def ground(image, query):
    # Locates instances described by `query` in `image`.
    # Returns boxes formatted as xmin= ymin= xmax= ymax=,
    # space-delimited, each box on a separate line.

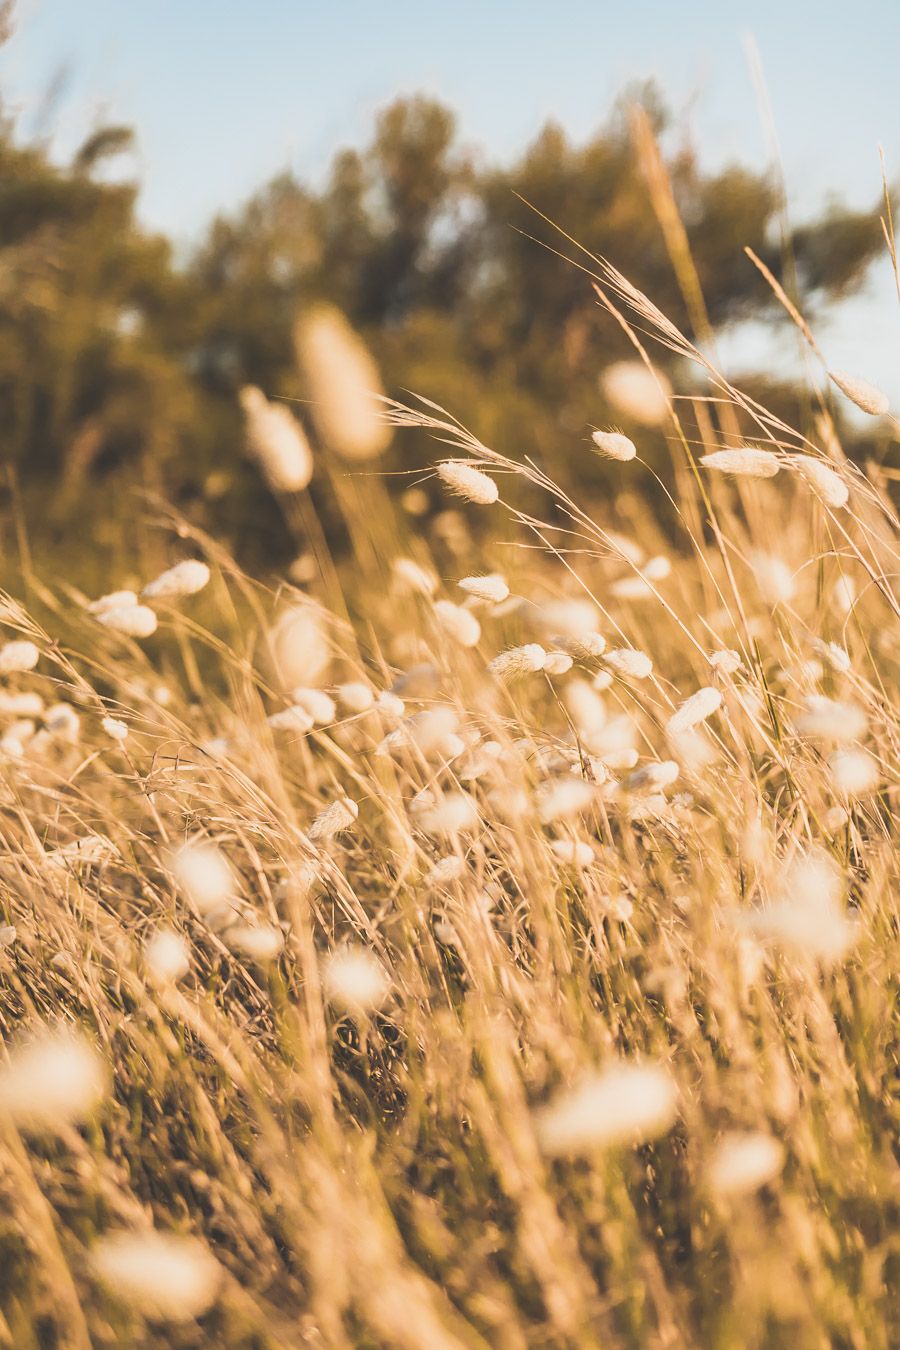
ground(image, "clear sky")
xmin=1 ymin=0 xmax=899 ymax=394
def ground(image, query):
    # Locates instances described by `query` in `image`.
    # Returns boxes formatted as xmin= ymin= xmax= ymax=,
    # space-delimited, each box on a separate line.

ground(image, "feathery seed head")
xmin=600 ymin=361 xmax=672 ymax=426
xmin=828 ymin=369 xmax=890 ymax=417
xmin=751 ymin=553 xmax=796 ymax=606
xmin=829 ymin=748 xmax=878 ymax=796
xmin=267 ymin=704 xmax=315 ymax=732
xmin=700 ymin=447 xmax=780 ymax=478
xmin=171 ymin=840 xmax=237 ymax=917
xmin=322 ymin=946 xmax=391 ymax=1014
xmin=604 ymin=648 xmax=653 ymax=680
xmin=87 ymin=589 xmax=138 ymax=616
xmin=542 ymin=651 xmax=573 ymax=675
xmin=144 ymin=928 xmax=191 ymax=985
xmin=796 ymin=696 xmax=867 ymax=742
xmin=294 ymin=305 xmax=390 ymax=460
xmin=666 ymin=686 xmax=722 ymax=738
xmin=416 ymin=791 xmax=479 ymax=837
xmin=550 ymin=838 xmax=595 ymax=868
xmin=709 ymin=648 xmax=742 ymax=676
xmin=91 ymin=1231 xmax=222 ymax=1323
xmin=392 ymin=557 xmax=438 ymax=596
xmin=290 ymin=687 xmax=337 ymax=725
xmin=226 ymin=923 xmax=284 ymax=961
xmin=268 ymin=602 xmax=330 ymax=690
xmin=240 ymin=384 xmax=314 ymax=491
xmin=308 ymin=796 xmax=358 ymax=842
xmin=434 ymin=599 xmax=481 ymax=648
xmin=488 ymin=643 xmax=547 ymax=682
xmin=787 ymin=454 xmax=848 ymax=509
xmin=142 ymin=559 xmax=210 ymax=601
xmin=0 ymin=639 xmax=40 ymax=673
xmin=707 ymin=1132 xmax=785 ymax=1198
xmin=0 ymin=1027 xmax=107 ymax=1130
xmin=98 ymin=604 xmax=158 ymax=638
xmin=534 ymin=1063 xmax=677 ymax=1156
xmin=335 ymin=681 xmax=374 ymax=713
xmin=590 ymin=429 xmax=637 ymax=461
xmin=458 ymin=573 xmax=509 ymax=603
xmin=436 ymin=460 xmax=498 ymax=505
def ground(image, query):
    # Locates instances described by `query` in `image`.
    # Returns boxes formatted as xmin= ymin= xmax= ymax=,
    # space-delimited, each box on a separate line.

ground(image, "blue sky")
xmin=1 ymin=0 xmax=899 ymax=394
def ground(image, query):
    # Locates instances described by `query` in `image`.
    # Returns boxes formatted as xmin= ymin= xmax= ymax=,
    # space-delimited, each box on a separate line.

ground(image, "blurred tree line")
xmin=0 ymin=84 xmax=889 ymax=583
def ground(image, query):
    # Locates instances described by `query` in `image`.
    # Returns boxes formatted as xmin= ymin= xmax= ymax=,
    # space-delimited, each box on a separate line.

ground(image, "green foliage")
xmin=0 ymin=88 xmax=889 ymax=583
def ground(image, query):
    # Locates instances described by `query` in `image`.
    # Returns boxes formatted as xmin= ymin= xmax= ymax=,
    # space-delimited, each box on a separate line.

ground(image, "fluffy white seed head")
xmin=796 ymin=696 xmax=867 ymax=742
xmin=812 ymin=638 xmax=851 ymax=674
xmin=706 ymin=1132 xmax=785 ymax=1198
xmin=322 ymin=946 xmax=390 ymax=1015
xmin=488 ymin=644 xmax=547 ymax=683
xmin=600 ymin=361 xmax=672 ymax=426
xmin=46 ymin=833 xmax=117 ymax=870
xmin=267 ymin=703 xmax=315 ymax=733
xmin=537 ymin=777 xmax=596 ymax=823
xmin=610 ymin=574 xmax=656 ymax=601
xmin=0 ymin=639 xmax=39 ymax=673
xmin=335 ymin=681 xmax=374 ymax=713
xmin=436 ymin=460 xmax=498 ymax=505
xmin=744 ymin=850 xmax=859 ymax=964
xmin=787 ymin=455 xmax=848 ymax=509
xmin=142 ymin=559 xmax=211 ymax=601
xmin=0 ymin=690 xmax=43 ymax=716
xmin=700 ymin=446 xmax=780 ymax=478
xmin=458 ymin=573 xmax=509 ymax=603
xmin=0 ymin=1027 xmax=107 ymax=1130
xmin=308 ymin=796 xmax=358 ymax=842
xmin=393 ymin=707 xmax=460 ymax=760
xmin=542 ymin=651 xmax=573 ymax=676
xmin=87 ymin=589 xmax=138 ymax=616
xmin=290 ymin=687 xmax=337 ymax=725
xmin=98 ymin=604 xmax=158 ymax=638
xmin=392 ymin=557 xmax=438 ymax=596
xmin=171 ymin=840 xmax=237 ymax=917
xmin=416 ymin=791 xmax=479 ymax=837
xmin=294 ymin=305 xmax=390 ymax=461
xmin=666 ymin=687 xmax=722 ymax=738
xmin=91 ymin=1231 xmax=222 ymax=1323
xmin=434 ymin=600 xmax=481 ymax=648
xmin=831 ymin=575 xmax=857 ymax=615
xmin=268 ymin=602 xmax=330 ymax=690
xmin=43 ymin=702 xmax=80 ymax=745
xmin=625 ymin=760 xmax=679 ymax=792
xmin=240 ymin=384 xmax=314 ymax=490
xmin=550 ymin=838 xmax=595 ymax=868
xmin=424 ymin=855 xmax=466 ymax=888
xmin=144 ymin=928 xmax=191 ymax=985
xmin=557 ymin=631 xmax=607 ymax=663
xmin=751 ymin=553 xmax=796 ymax=606
xmin=565 ymin=678 xmax=606 ymax=739
xmin=376 ymin=689 xmax=405 ymax=721
xmin=709 ymin=648 xmax=742 ymax=676
xmin=604 ymin=648 xmax=653 ymax=680
xmin=829 ymin=749 xmax=879 ymax=797
xmin=642 ymin=555 xmax=672 ymax=582
xmin=534 ymin=598 xmax=600 ymax=639
xmin=101 ymin=715 xmax=128 ymax=742
xmin=828 ymin=369 xmax=890 ymax=417
xmin=590 ymin=429 xmax=636 ymax=461
xmin=534 ymin=1063 xmax=678 ymax=1156
xmin=225 ymin=923 xmax=284 ymax=961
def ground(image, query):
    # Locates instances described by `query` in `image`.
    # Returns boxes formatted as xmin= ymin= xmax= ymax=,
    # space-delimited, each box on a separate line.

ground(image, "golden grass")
xmin=0 ymin=262 xmax=897 ymax=1349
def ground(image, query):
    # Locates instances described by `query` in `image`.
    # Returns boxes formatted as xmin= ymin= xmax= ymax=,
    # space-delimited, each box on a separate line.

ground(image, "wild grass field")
xmin=0 ymin=217 xmax=897 ymax=1350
